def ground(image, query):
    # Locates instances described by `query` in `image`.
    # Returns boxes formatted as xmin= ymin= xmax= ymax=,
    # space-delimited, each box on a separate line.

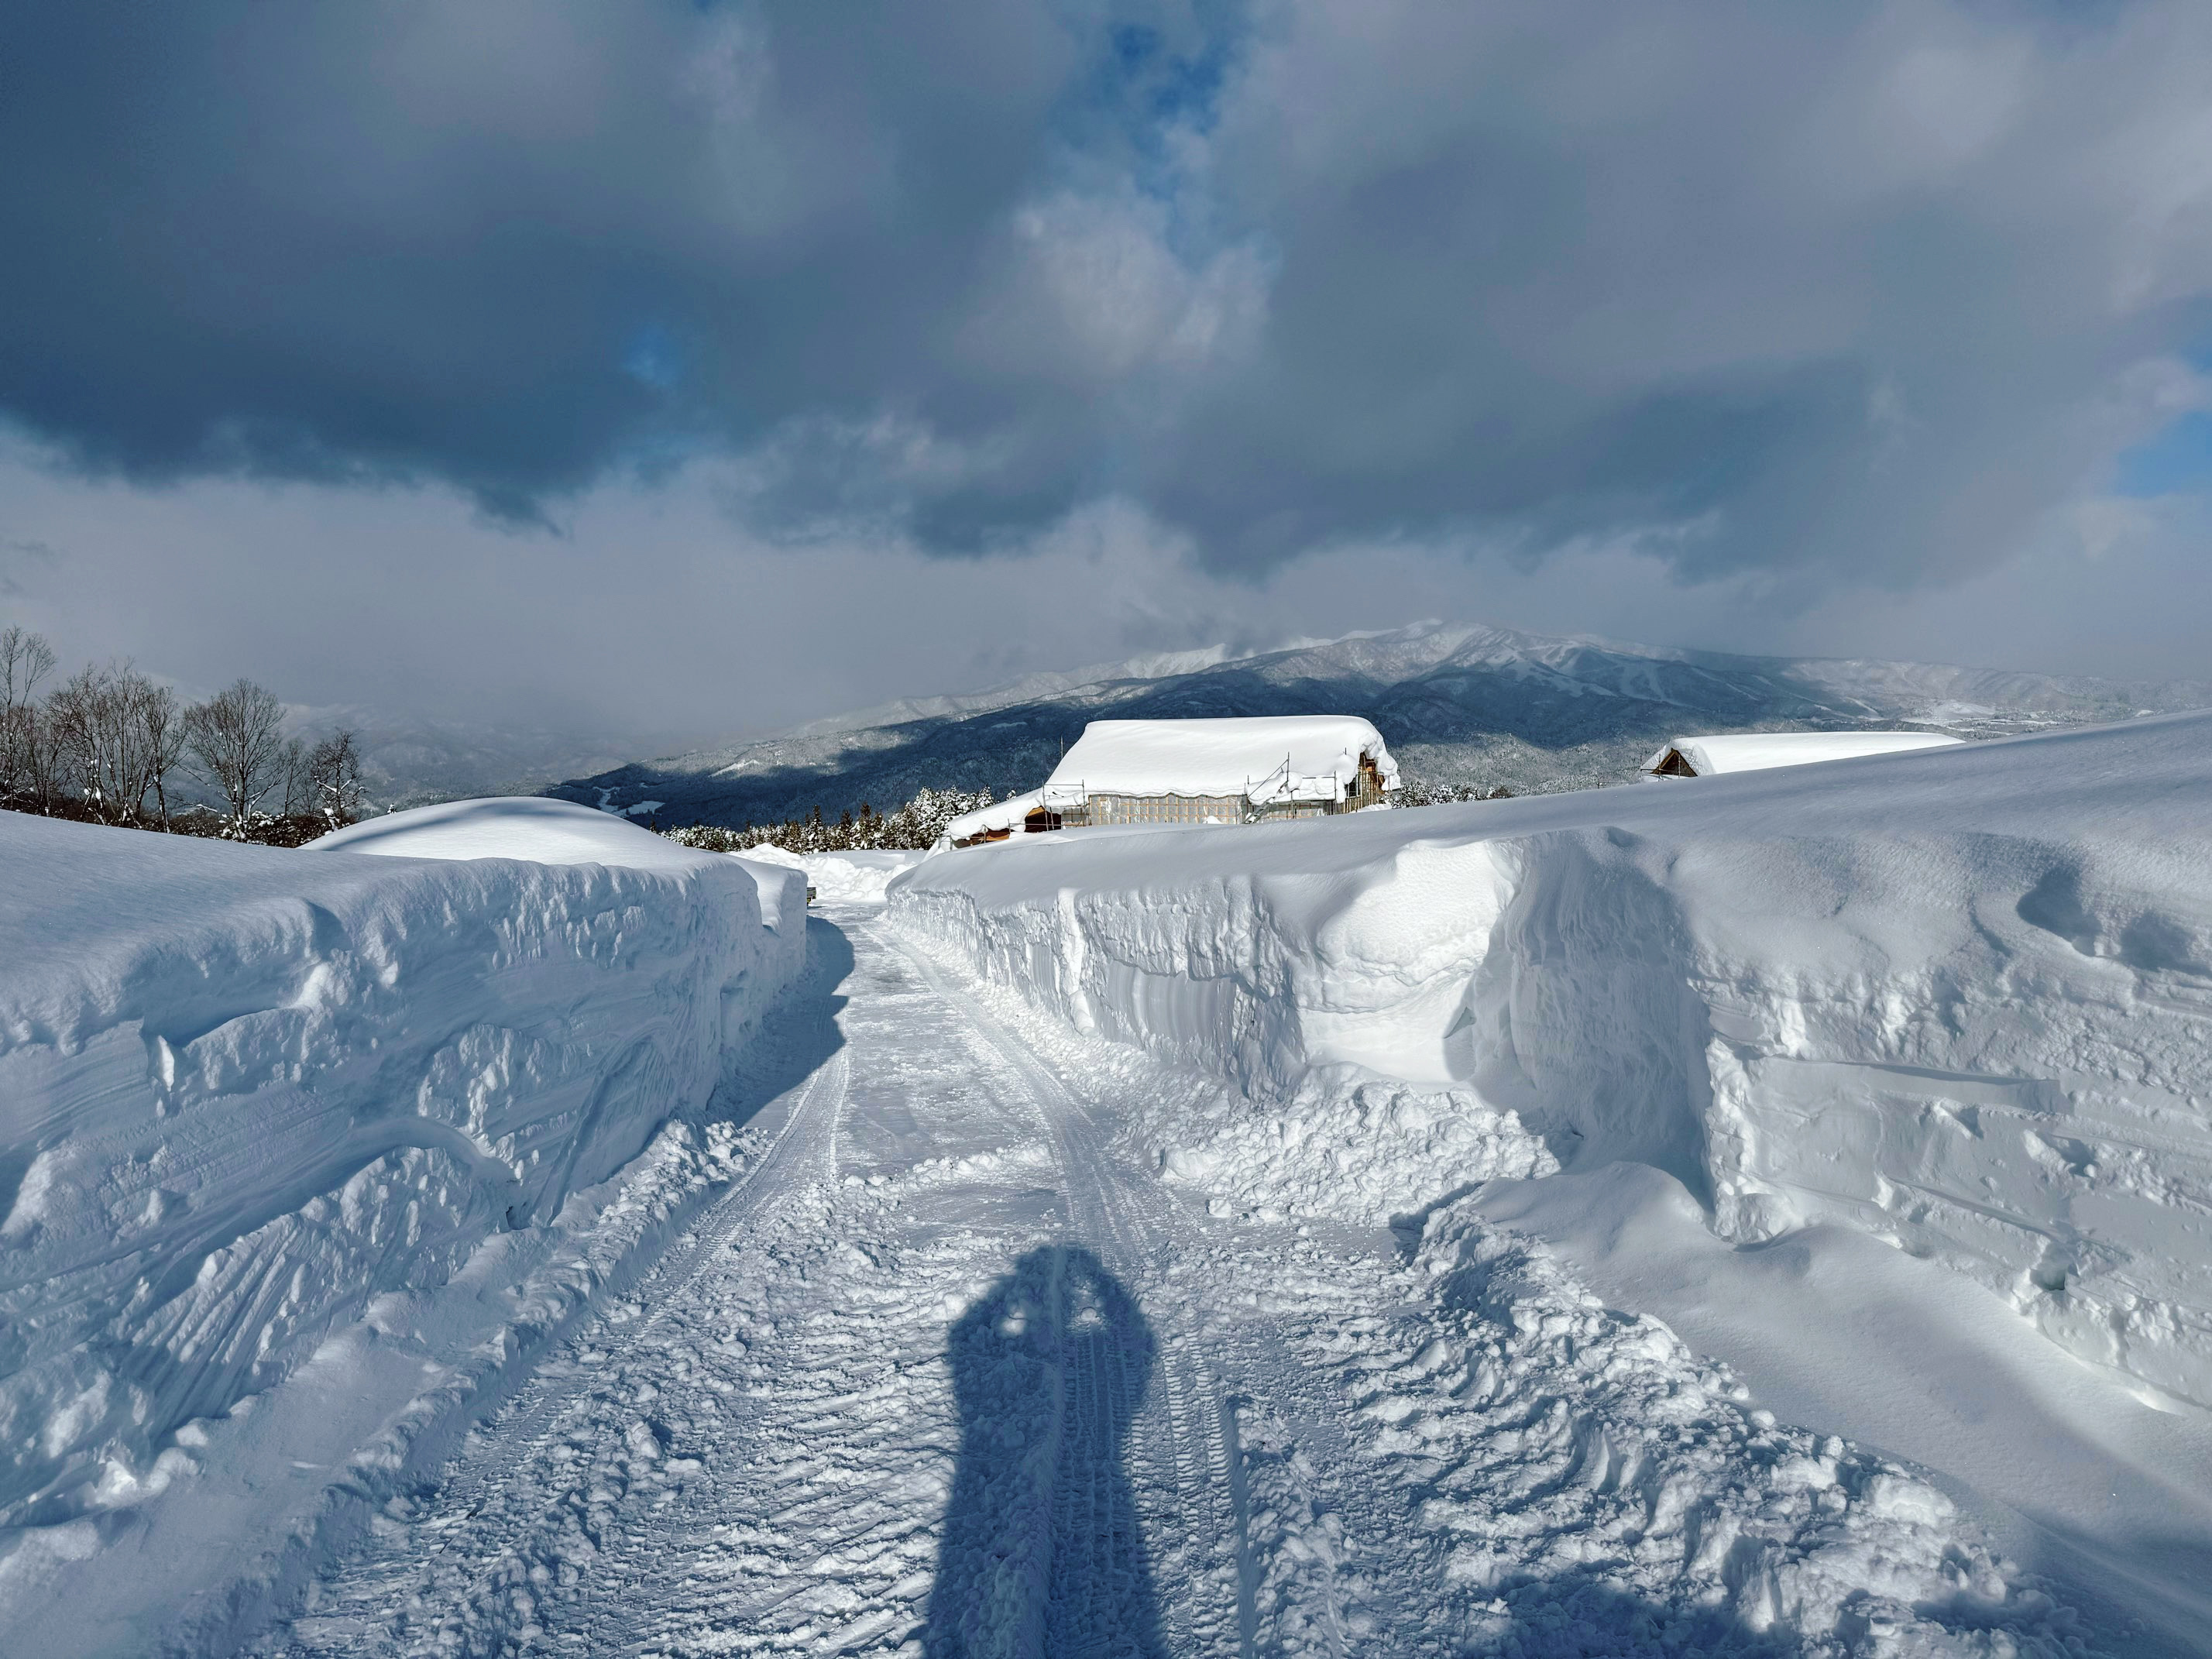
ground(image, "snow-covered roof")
xmin=943 ymin=788 xmax=1046 ymax=844
xmin=1045 ymin=716 xmax=1398 ymax=806
xmin=1643 ymin=731 xmax=1963 ymax=778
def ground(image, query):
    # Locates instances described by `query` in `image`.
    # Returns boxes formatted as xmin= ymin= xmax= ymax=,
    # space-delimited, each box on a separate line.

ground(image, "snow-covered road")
xmin=242 ymin=908 xmax=2091 ymax=1659
xmin=248 ymin=913 xmax=1345 ymax=1657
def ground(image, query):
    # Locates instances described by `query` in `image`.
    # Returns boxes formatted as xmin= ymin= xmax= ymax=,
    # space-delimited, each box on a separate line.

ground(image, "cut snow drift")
xmin=0 ymin=799 xmax=804 ymax=1652
xmin=891 ymin=713 xmax=2212 ymax=1411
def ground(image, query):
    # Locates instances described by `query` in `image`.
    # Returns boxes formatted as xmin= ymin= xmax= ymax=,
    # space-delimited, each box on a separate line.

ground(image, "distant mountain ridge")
xmin=279 ymin=704 xmax=672 ymax=809
xmin=547 ymin=621 xmax=2210 ymax=829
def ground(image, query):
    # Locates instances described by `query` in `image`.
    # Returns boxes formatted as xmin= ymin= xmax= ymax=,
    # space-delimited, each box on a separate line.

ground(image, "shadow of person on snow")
xmin=926 ymin=1245 xmax=1165 ymax=1659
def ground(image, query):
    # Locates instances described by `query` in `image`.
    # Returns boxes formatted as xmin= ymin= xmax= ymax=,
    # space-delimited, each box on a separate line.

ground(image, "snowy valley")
xmin=551 ymin=621 xmax=2212 ymax=832
xmin=3 ymin=712 xmax=2210 ymax=1656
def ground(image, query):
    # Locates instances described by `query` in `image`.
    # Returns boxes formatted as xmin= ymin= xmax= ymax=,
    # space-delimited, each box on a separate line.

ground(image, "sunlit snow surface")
xmin=310 ymin=794 xmax=723 ymax=871
xmin=8 ymin=718 xmax=2212 ymax=1655
xmin=893 ymin=710 xmax=2212 ymax=1651
xmin=0 ymin=799 xmax=804 ymax=1652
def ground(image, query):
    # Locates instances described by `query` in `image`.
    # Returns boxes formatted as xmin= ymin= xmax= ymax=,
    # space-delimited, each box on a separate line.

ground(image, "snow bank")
xmin=891 ymin=713 xmax=2212 ymax=1410
xmin=311 ymin=793 xmax=726 ymax=871
xmin=1644 ymin=730 xmax=1962 ymax=776
xmin=0 ymin=799 xmax=803 ymax=1647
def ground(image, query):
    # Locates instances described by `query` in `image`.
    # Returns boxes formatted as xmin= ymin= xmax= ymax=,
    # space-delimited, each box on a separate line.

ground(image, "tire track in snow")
xmin=249 ymin=1045 xmax=851 ymax=1657
xmin=579 ymin=922 xmax=1095 ymax=1657
xmin=252 ymin=915 xmax=1371 ymax=1658
xmin=447 ymin=1046 xmax=851 ymax=1530
xmin=874 ymin=922 xmax=1254 ymax=1659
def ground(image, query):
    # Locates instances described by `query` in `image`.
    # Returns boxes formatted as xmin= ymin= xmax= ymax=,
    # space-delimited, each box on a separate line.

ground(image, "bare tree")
xmin=0 ymin=625 xmax=57 ymax=801
xmin=276 ymin=737 xmax=311 ymax=818
xmin=21 ymin=698 xmax=67 ymax=810
xmin=45 ymin=662 xmax=180 ymax=823
xmin=308 ymin=728 xmax=366 ymax=827
xmin=137 ymin=678 xmax=186 ymax=824
xmin=45 ymin=665 xmax=112 ymax=817
xmin=184 ymin=678 xmax=288 ymax=831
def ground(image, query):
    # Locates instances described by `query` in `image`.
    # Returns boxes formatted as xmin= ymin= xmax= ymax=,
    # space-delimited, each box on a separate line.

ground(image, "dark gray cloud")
xmin=0 ymin=1 xmax=1075 ymax=513
xmin=3 ymin=0 xmax=2210 ymax=596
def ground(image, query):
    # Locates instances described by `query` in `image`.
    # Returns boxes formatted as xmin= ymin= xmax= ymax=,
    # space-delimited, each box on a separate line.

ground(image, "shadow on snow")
xmin=709 ymin=913 xmax=853 ymax=1136
xmin=926 ymin=1245 xmax=1165 ymax=1659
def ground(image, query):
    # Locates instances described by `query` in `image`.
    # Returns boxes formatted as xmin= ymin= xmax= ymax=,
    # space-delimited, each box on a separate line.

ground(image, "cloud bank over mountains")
xmin=2 ymin=1 xmax=2210 ymax=718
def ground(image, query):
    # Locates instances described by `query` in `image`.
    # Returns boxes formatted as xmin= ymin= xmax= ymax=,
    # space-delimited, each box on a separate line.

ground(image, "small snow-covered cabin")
xmin=1641 ymin=731 xmax=1963 ymax=779
xmin=945 ymin=716 xmax=1397 ymax=847
xmin=939 ymin=787 xmax=1051 ymax=847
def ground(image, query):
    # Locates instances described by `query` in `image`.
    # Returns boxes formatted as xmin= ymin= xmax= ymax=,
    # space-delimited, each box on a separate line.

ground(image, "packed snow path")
xmin=245 ymin=912 xmax=2087 ymax=1659
xmin=250 ymin=914 xmax=1345 ymax=1657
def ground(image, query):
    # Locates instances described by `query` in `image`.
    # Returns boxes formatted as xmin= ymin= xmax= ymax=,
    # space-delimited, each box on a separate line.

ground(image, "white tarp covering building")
xmin=946 ymin=716 xmax=1398 ymax=846
xmin=1643 ymin=730 xmax=1963 ymax=779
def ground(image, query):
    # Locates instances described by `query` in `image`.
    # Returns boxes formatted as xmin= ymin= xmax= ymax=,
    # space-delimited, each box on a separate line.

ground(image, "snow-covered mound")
xmin=891 ymin=712 xmax=2212 ymax=1410
xmin=0 ymin=802 xmax=804 ymax=1648
xmin=736 ymin=843 xmax=922 ymax=904
xmin=310 ymin=793 xmax=717 ymax=870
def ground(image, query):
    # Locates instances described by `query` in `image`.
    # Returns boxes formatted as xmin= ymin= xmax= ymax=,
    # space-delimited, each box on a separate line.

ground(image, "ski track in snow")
xmin=243 ymin=910 xmax=2082 ymax=1659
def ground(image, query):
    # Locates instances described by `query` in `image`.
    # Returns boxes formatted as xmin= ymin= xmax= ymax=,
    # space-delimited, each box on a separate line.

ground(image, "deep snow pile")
xmin=889 ymin=919 xmax=2095 ymax=1657
xmin=0 ymin=799 xmax=802 ymax=1648
xmin=889 ymin=712 xmax=2212 ymax=1413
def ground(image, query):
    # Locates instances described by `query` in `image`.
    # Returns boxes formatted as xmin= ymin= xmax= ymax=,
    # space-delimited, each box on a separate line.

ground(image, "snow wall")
xmin=0 ymin=802 xmax=803 ymax=1645
xmin=891 ymin=712 xmax=2212 ymax=1410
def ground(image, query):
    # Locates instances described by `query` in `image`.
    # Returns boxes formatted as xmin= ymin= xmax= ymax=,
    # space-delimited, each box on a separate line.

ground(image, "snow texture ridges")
xmin=890 ymin=711 xmax=2212 ymax=1410
xmin=0 ymin=804 xmax=803 ymax=1650
xmin=1346 ymin=1199 xmax=2085 ymax=1656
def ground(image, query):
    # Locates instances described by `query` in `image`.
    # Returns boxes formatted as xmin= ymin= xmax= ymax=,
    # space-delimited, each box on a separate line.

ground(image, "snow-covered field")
xmin=9 ymin=717 xmax=2212 ymax=1656
xmin=891 ymin=711 xmax=2212 ymax=1650
xmin=0 ymin=801 xmax=804 ymax=1654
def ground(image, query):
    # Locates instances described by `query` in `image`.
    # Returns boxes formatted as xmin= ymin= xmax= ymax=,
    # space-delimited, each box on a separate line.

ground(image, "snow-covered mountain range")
xmin=551 ymin=620 xmax=2211 ymax=827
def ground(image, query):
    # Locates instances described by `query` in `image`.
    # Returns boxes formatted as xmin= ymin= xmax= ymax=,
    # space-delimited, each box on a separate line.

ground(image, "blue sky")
xmin=2118 ymin=412 xmax=2212 ymax=497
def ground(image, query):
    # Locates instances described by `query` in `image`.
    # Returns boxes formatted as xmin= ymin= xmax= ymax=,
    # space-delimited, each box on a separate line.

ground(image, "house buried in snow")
xmin=944 ymin=716 xmax=1398 ymax=847
xmin=1641 ymin=730 xmax=1963 ymax=779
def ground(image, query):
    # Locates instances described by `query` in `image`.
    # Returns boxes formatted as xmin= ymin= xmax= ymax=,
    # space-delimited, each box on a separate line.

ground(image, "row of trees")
xmin=662 ymin=786 xmax=1001 ymax=854
xmin=657 ymin=777 xmax=1522 ymax=857
xmin=1 ymin=627 xmax=366 ymax=841
xmin=1393 ymin=778 xmax=1513 ymax=807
